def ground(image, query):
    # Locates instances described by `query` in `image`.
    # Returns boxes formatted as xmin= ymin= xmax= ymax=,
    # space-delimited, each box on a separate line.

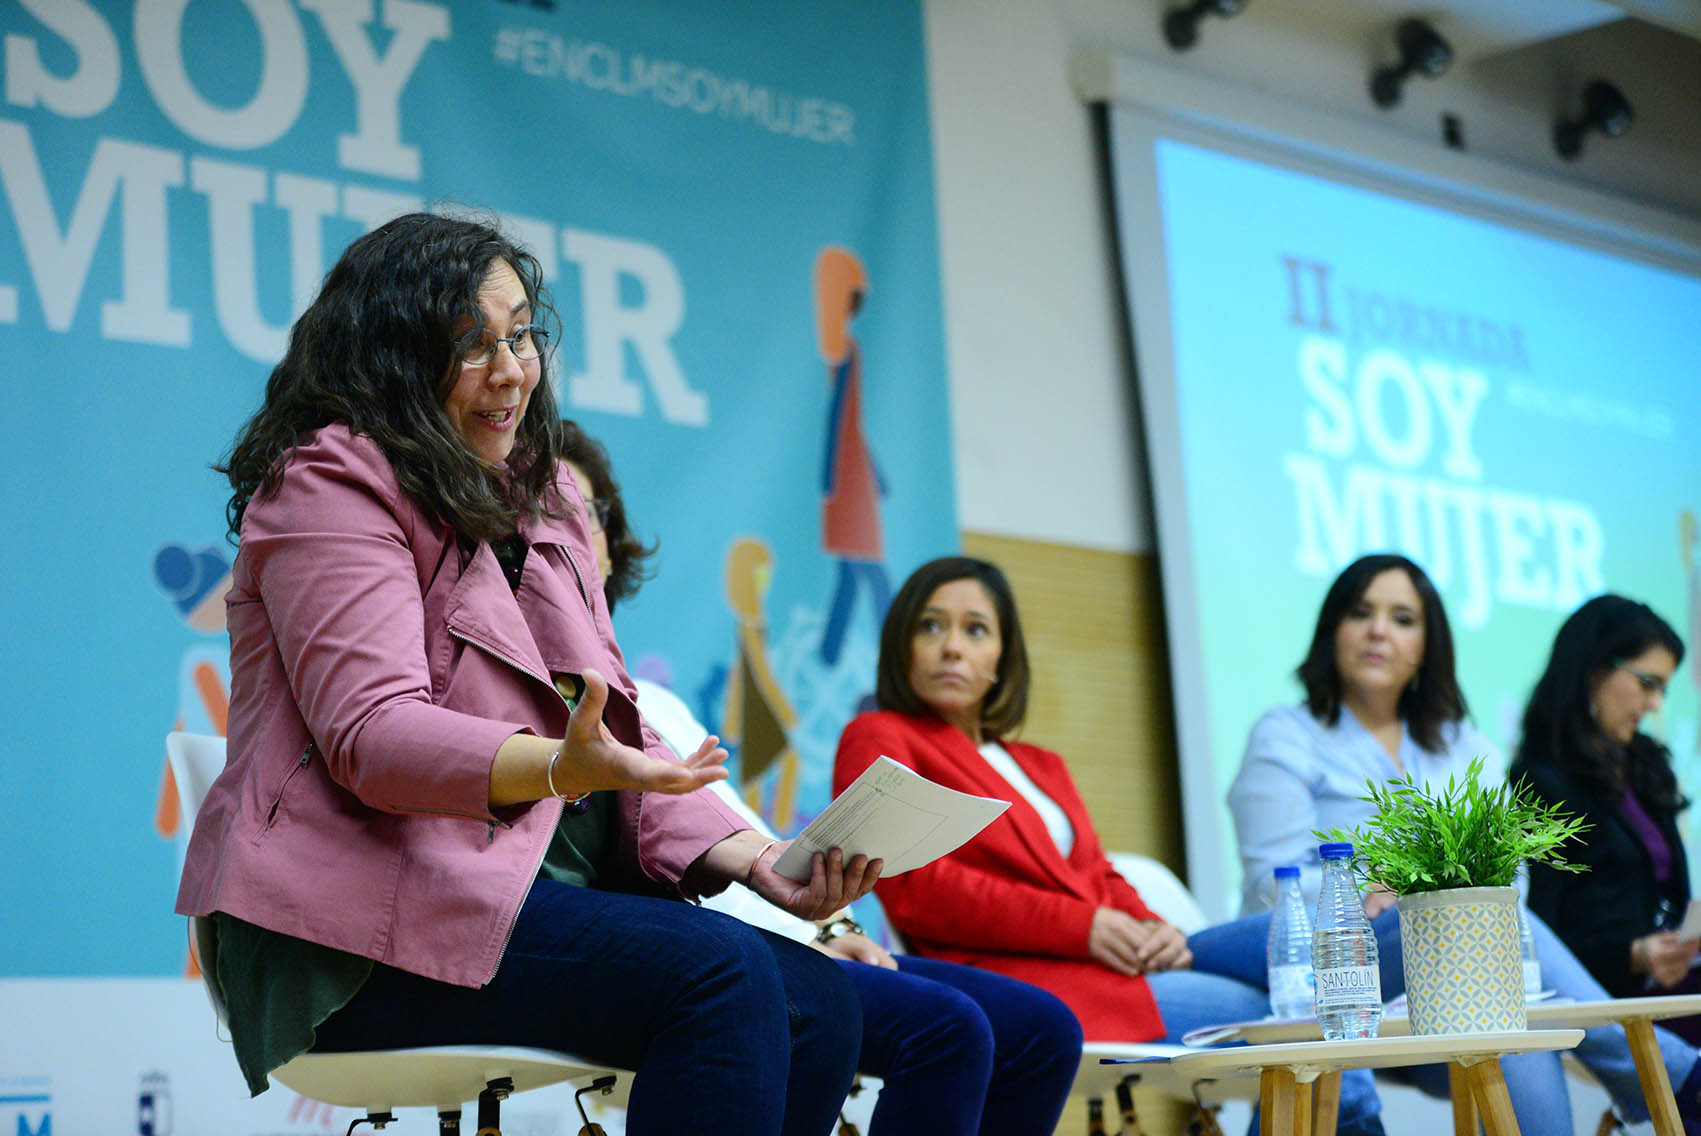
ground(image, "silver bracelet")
xmin=545 ymin=743 xmax=588 ymax=804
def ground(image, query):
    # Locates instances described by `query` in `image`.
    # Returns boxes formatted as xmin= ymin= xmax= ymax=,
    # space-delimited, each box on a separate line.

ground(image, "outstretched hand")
xmin=556 ymin=668 xmax=729 ymax=796
xmin=747 ymin=842 xmax=883 ymax=922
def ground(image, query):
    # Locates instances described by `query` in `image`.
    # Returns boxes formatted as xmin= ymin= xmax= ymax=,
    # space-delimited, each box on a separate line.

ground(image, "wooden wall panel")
xmin=959 ymin=532 xmax=1184 ymax=871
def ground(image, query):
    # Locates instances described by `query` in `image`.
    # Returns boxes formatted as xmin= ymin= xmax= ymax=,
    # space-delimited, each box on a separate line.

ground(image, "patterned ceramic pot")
xmin=1396 ymin=885 xmax=1525 ymax=1034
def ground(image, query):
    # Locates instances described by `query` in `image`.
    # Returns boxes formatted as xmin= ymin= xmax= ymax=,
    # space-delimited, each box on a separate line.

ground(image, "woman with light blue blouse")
xmin=1228 ymin=552 xmax=1701 ymax=1134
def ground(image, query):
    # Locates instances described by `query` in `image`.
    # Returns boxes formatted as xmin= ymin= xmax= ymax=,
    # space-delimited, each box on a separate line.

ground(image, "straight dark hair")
xmin=220 ymin=211 xmax=565 ymax=544
xmin=1515 ymin=594 xmax=1686 ymax=810
xmin=1296 ymin=553 xmax=1467 ymax=754
xmin=876 ymin=556 xmax=1030 ymax=740
xmin=558 ymin=418 xmax=656 ymax=612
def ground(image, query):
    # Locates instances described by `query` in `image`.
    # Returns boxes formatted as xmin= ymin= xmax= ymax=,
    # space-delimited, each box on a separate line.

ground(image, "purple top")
xmin=1619 ymin=788 xmax=1675 ymax=893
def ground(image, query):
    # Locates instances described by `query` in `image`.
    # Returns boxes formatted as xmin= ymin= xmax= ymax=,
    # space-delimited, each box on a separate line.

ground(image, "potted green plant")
xmin=1318 ymin=756 xmax=1588 ymax=1035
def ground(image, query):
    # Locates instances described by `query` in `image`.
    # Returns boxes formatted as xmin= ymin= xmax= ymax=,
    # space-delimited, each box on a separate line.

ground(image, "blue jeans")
xmin=1176 ymin=917 xmax=1384 ymax=1136
xmin=843 ymin=954 xmax=1082 ymax=1136
xmin=312 ymin=880 xmax=861 ymax=1136
xmin=1209 ymin=907 xmax=1700 ymax=1129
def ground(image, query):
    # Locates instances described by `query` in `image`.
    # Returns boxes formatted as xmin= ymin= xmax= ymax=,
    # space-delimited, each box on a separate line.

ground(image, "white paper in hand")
xmin=770 ymin=756 xmax=1010 ymax=882
xmin=1676 ymin=899 xmax=1701 ymax=941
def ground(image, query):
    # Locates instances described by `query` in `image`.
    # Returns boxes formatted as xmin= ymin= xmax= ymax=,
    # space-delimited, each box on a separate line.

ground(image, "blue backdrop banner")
xmin=0 ymin=0 xmax=952 ymax=979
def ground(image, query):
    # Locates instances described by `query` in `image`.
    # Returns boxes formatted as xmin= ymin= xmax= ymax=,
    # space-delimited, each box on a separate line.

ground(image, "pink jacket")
xmin=176 ymin=424 xmax=745 ymax=987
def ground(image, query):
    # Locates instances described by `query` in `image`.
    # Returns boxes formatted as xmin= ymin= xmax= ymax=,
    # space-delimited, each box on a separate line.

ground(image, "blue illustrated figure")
xmin=815 ymin=246 xmax=891 ymax=666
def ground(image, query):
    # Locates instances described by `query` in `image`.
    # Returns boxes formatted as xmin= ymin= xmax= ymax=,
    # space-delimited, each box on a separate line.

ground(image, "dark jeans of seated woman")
xmin=840 ymin=952 xmax=1082 ymax=1136
xmin=313 ymin=879 xmax=862 ymax=1136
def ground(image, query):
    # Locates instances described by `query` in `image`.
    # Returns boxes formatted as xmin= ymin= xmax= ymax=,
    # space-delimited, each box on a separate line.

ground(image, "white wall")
xmin=924 ymin=0 xmax=1701 ymax=554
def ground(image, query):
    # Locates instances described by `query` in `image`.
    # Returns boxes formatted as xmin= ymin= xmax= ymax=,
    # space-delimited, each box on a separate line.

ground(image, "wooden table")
xmin=1133 ymin=1030 xmax=1584 ymax=1136
xmin=1194 ymin=993 xmax=1701 ymax=1136
xmin=1525 ymin=994 xmax=1701 ymax=1136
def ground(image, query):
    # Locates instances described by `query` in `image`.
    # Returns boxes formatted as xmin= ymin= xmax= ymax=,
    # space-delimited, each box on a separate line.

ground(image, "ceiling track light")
xmin=1369 ymin=18 xmax=1453 ymax=109
xmin=1554 ymin=79 xmax=1634 ymax=160
xmin=1162 ymin=0 xmax=1250 ymax=52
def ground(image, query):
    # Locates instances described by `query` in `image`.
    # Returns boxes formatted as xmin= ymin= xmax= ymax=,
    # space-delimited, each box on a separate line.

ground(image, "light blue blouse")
xmin=1227 ymin=703 xmax=1503 ymax=916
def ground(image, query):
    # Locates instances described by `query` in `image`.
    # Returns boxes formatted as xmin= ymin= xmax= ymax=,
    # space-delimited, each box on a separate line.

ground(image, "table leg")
xmin=1626 ymin=1018 xmax=1683 ymax=1136
xmin=1459 ymin=1060 xmax=1521 ymax=1136
xmin=1311 ymin=1070 xmax=1340 ymax=1136
xmin=1447 ymin=1060 xmax=1480 ymax=1136
xmin=1260 ymin=1067 xmax=1299 ymax=1136
xmin=1294 ymin=1076 xmax=1314 ymax=1136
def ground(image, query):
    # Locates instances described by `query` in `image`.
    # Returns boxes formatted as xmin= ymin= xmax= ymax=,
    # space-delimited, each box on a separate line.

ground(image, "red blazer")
xmin=834 ymin=710 xmax=1164 ymax=1041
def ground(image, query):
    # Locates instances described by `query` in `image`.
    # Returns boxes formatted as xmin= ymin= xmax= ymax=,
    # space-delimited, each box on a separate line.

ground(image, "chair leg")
xmin=574 ymin=1075 xmax=619 ymax=1136
xmin=474 ymin=1075 xmax=514 ymax=1136
xmin=1115 ymin=1075 xmax=1146 ymax=1135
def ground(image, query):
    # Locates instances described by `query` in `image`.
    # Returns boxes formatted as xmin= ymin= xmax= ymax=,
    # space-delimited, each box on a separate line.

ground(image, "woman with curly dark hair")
xmin=1512 ymin=595 xmax=1696 ymax=1036
xmin=177 ymin=212 xmax=876 ymax=1135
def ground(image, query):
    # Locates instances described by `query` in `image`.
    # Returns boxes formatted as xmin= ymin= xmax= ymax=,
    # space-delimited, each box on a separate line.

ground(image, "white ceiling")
xmin=1280 ymin=0 xmax=1701 ymax=59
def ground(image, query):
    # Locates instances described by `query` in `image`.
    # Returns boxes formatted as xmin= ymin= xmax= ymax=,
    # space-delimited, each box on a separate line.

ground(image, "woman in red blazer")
xmin=834 ymin=556 xmax=1386 ymax=1136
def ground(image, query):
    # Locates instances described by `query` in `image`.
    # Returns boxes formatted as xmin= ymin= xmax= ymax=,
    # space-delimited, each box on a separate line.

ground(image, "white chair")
xmin=165 ymin=731 xmax=629 ymax=1134
xmin=1107 ymin=851 xmax=1210 ymax=934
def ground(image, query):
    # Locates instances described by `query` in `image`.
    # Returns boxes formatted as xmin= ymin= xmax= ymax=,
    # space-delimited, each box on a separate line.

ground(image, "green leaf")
xmin=1312 ymin=756 xmax=1590 ymax=895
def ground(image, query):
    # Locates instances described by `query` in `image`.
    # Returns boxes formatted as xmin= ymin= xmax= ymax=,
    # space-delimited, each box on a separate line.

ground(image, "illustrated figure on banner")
xmin=152 ymin=543 xmax=232 ymax=976
xmin=722 ymin=537 xmax=802 ymax=831
xmin=816 ymin=246 xmax=891 ymax=668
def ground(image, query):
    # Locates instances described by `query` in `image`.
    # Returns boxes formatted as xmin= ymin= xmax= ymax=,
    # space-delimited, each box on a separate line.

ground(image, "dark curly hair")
xmin=1514 ymin=594 xmax=1686 ymax=810
xmin=875 ymin=556 xmax=1030 ymax=740
xmin=1296 ymin=553 xmax=1467 ymax=754
xmin=219 ymin=211 xmax=565 ymax=543
xmin=558 ymin=419 xmax=657 ymax=612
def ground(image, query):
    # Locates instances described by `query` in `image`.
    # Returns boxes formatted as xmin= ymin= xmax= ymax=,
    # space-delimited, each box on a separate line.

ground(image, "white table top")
xmin=1205 ymin=993 xmax=1701 ymax=1045
xmin=1076 ymin=1041 xmax=1260 ymax=1102
xmin=1527 ymin=993 xmax=1701 ymax=1028
xmin=1155 ymin=1029 xmax=1584 ymax=1083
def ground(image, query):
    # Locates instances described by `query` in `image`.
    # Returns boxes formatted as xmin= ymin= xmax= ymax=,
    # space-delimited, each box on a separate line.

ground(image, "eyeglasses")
xmin=587 ymin=497 xmax=612 ymax=531
xmin=1616 ymin=664 xmax=1668 ymax=696
xmin=458 ymin=324 xmax=549 ymax=367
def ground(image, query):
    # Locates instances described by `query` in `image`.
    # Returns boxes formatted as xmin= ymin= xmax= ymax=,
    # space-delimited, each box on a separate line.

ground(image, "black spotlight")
xmin=1369 ymin=19 xmax=1453 ymax=108
xmin=1554 ymin=80 xmax=1634 ymax=160
xmin=1162 ymin=0 xmax=1249 ymax=52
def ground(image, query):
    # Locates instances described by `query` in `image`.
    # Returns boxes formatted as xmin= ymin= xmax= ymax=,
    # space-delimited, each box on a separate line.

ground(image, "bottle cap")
xmin=1274 ymin=865 xmax=1300 ymax=879
xmin=1318 ymin=842 xmax=1354 ymax=859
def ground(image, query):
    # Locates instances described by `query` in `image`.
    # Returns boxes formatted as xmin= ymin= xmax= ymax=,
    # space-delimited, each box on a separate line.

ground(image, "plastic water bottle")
xmin=1519 ymin=906 xmax=1542 ymax=996
xmin=1312 ymin=842 xmax=1382 ymax=1040
xmin=1266 ymin=865 xmax=1315 ymax=1019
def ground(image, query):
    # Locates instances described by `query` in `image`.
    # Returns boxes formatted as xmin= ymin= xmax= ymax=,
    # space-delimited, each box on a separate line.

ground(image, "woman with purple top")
xmin=1512 ymin=595 xmax=1701 ymax=1042
xmin=1230 ymin=554 xmax=1701 ymax=1132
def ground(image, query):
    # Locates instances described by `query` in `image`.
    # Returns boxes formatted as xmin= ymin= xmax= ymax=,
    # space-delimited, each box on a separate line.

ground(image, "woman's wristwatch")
xmin=815 ymin=915 xmax=865 ymax=945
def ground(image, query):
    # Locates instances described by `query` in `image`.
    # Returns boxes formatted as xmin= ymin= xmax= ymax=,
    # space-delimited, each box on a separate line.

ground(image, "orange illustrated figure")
xmin=723 ymin=536 xmax=801 ymax=830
